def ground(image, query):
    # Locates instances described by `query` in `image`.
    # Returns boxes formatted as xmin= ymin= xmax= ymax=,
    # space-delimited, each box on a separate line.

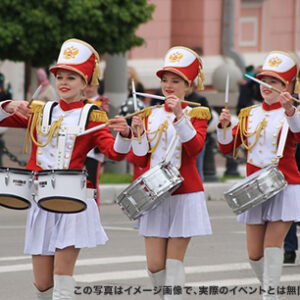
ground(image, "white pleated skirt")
xmin=237 ymin=184 xmax=300 ymax=224
xmin=139 ymin=191 xmax=212 ymax=238
xmin=24 ymin=198 xmax=108 ymax=255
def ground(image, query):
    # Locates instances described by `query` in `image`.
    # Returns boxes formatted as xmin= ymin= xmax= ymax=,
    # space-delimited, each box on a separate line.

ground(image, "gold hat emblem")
xmin=63 ymin=46 xmax=79 ymax=60
xmin=268 ymin=56 xmax=282 ymax=68
xmin=169 ymin=52 xmax=183 ymax=63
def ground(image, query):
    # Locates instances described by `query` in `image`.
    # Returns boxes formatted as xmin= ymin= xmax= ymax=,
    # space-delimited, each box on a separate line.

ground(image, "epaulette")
xmin=188 ymin=107 xmax=211 ymax=120
xmin=238 ymin=104 xmax=260 ymax=120
xmin=30 ymin=100 xmax=45 ymax=114
xmin=89 ymin=110 xmax=109 ymax=123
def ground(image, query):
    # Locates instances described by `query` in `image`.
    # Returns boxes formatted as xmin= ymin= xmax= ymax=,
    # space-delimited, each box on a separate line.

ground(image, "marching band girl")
xmin=0 ymin=39 xmax=131 ymax=299
xmin=217 ymin=51 xmax=300 ymax=300
xmin=131 ymin=46 xmax=212 ymax=299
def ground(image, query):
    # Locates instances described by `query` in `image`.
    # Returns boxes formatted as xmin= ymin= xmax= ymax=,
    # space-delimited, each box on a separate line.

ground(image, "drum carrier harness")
xmin=39 ymin=101 xmax=98 ymax=169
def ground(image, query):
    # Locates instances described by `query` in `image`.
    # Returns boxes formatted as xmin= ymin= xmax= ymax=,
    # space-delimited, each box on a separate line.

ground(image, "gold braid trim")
xmin=30 ymin=109 xmax=63 ymax=149
xmin=30 ymin=102 xmax=44 ymax=114
xmin=237 ymin=104 xmax=260 ymax=119
xmin=31 ymin=100 xmax=46 ymax=107
xmin=89 ymin=110 xmax=109 ymax=123
xmin=238 ymin=106 xmax=252 ymax=119
xmin=232 ymin=105 xmax=267 ymax=159
xmin=147 ymin=120 xmax=169 ymax=154
xmin=24 ymin=103 xmax=44 ymax=153
xmin=241 ymin=118 xmax=267 ymax=151
xmin=139 ymin=107 xmax=152 ymax=120
xmin=188 ymin=107 xmax=211 ymax=120
xmin=25 ymin=102 xmax=64 ymax=152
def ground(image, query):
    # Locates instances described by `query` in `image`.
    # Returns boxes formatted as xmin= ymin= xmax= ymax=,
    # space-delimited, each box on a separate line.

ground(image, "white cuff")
xmin=286 ymin=109 xmax=300 ymax=133
xmin=173 ymin=115 xmax=196 ymax=143
xmin=0 ymin=100 xmax=13 ymax=121
xmin=113 ymin=132 xmax=132 ymax=154
xmin=216 ymin=125 xmax=233 ymax=144
xmin=132 ymin=132 xmax=149 ymax=156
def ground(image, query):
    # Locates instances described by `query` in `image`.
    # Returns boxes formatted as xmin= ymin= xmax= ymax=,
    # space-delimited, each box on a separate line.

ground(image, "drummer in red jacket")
xmin=131 ymin=46 xmax=212 ymax=299
xmin=0 ymin=39 xmax=131 ymax=300
xmin=217 ymin=51 xmax=300 ymax=299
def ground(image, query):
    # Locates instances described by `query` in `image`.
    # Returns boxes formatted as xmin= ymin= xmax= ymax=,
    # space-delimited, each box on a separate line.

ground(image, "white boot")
xmin=263 ymin=248 xmax=283 ymax=300
xmin=52 ymin=275 xmax=75 ymax=300
xmin=35 ymin=287 xmax=53 ymax=300
xmin=164 ymin=259 xmax=185 ymax=300
xmin=148 ymin=269 xmax=166 ymax=299
xmin=249 ymin=257 xmax=264 ymax=284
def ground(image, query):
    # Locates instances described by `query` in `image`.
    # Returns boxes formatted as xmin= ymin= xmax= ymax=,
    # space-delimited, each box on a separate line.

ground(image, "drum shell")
xmin=36 ymin=170 xmax=87 ymax=213
xmin=224 ymin=165 xmax=287 ymax=215
xmin=116 ymin=162 xmax=183 ymax=220
xmin=0 ymin=168 xmax=34 ymax=210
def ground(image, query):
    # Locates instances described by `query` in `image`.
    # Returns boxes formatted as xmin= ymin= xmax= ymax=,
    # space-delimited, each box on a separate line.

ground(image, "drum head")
xmin=0 ymin=167 xmax=34 ymax=175
xmin=38 ymin=197 xmax=86 ymax=213
xmin=0 ymin=195 xmax=31 ymax=210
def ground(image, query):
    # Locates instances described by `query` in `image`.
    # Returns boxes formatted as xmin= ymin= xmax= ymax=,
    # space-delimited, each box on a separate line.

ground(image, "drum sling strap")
xmin=275 ymin=118 xmax=289 ymax=162
xmin=162 ymin=133 xmax=179 ymax=164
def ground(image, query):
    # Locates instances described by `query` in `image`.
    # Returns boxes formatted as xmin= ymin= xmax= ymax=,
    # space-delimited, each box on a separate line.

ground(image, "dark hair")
xmin=245 ymin=65 xmax=254 ymax=73
xmin=98 ymin=79 xmax=105 ymax=95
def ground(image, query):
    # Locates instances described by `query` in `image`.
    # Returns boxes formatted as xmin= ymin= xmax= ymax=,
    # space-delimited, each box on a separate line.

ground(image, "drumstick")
xmin=78 ymin=107 xmax=153 ymax=136
xmin=134 ymin=92 xmax=202 ymax=107
xmin=223 ymin=73 xmax=230 ymax=139
xmin=244 ymin=74 xmax=300 ymax=104
xmin=77 ymin=122 xmax=109 ymax=136
xmin=132 ymin=79 xmax=141 ymax=144
xmin=27 ymin=85 xmax=43 ymax=107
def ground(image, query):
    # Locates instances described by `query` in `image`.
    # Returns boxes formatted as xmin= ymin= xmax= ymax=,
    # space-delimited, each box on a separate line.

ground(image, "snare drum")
xmin=0 ymin=168 xmax=34 ymax=210
xmin=116 ymin=162 xmax=183 ymax=220
xmin=36 ymin=170 xmax=87 ymax=213
xmin=224 ymin=164 xmax=287 ymax=215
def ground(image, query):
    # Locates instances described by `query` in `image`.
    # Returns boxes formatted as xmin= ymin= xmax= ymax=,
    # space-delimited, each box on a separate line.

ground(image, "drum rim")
xmin=0 ymin=194 xmax=31 ymax=210
xmin=37 ymin=196 xmax=87 ymax=214
xmin=0 ymin=167 xmax=34 ymax=175
xmin=37 ymin=169 xmax=87 ymax=176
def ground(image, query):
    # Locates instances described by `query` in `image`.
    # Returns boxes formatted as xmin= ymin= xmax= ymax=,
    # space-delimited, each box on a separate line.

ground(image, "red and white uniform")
xmin=217 ymin=101 xmax=300 ymax=223
xmin=0 ymin=99 xmax=129 ymax=171
xmin=0 ymin=99 xmax=131 ymax=254
xmin=133 ymin=104 xmax=207 ymax=193
xmin=131 ymin=104 xmax=212 ymax=237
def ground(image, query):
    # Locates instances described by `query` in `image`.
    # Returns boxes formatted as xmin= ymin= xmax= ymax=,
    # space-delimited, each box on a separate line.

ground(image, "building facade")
xmin=129 ymin=0 xmax=300 ymax=88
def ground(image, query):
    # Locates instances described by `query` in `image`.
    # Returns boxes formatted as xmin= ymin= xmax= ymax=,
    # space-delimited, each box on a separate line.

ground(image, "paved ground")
xmin=0 ymin=201 xmax=299 ymax=300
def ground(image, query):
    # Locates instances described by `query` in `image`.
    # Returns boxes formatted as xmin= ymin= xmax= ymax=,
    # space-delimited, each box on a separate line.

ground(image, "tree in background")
xmin=0 ymin=0 xmax=154 ymax=95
